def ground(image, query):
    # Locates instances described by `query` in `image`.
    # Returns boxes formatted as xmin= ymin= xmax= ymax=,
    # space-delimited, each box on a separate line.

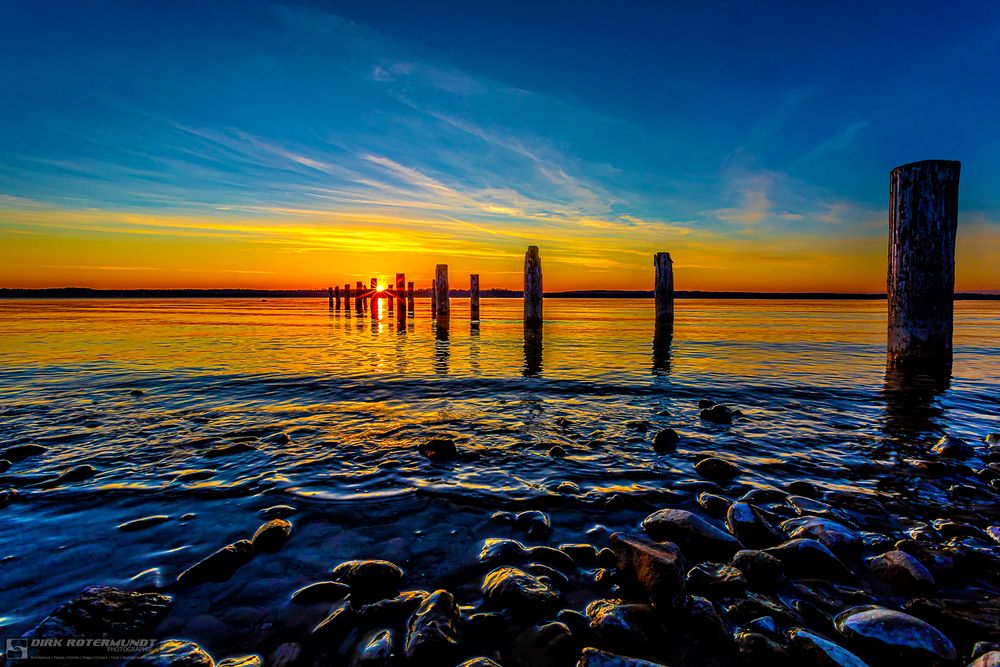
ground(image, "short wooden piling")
xmin=435 ymin=265 xmax=450 ymax=317
xmin=470 ymin=274 xmax=480 ymax=320
xmin=395 ymin=273 xmax=405 ymax=318
xmin=431 ymin=279 xmax=438 ymax=317
xmin=887 ymin=160 xmax=961 ymax=370
xmin=344 ymin=284 xmax=351 ymax=315
xmin=355 ymin=281 xmax=364 ymax=314
xmin=654 ymin=252 xmax=674 ymax=323
xmin=328 ymin=286 xmax=334 ymax=309
xmin=524 ymin=246 xmax=542 ymax=329
xmin=370 ymin=278 xmax=378 ymax=318
xmin=334 ymin=286 xmax=341 ymax=309
xmin=407 ymin=281 xmax=415 ymax=314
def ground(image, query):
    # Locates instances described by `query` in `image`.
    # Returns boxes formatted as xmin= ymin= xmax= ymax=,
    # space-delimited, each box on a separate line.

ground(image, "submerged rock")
xmin=786 ymin=628 xmax=870 ymax=667
xmin=0 ymin=443 xmax=46 ymax=462
xmin=610 ymin=532 xmax=686 ymax=608
xmin=404 ymin=589 xmax=460 ymax=661
xmin=354 ymin=629 xmax=393 ymax=666
xmin=290 ymin=581 xmax=350 ymax=604
xmin=332 ymin=560 xmax=404 ymax=602
xmin=700 ymin=405 xmax=734 ymax=425
xmin=764 ymin=539 xmax=851 ymax=579
xmin=577 ymin=647 xmax=667 ymax=667
xmin=695 ymin=457 xmax=741 ymax=481
xmin=419 ymin=438 xmax=457 ymax=462
xmin=128 ymin=640 xmax=213 ymax=666
xmin=216 ymin=656 xmax=261 ymax=667
xmin=868 ymin=550 xmax=935 ymax=593
xmin=834 ymin=605 xmax=956 ymax=664
xmin=726 ymin=502 xmax=784 ymax=548
xmin=697 ymin=492 xmax=732 ymax=519
xmin=177 ymin=540 xmax=255 ymax=587
xmin=482 ymin=567 xmax=560 ymax=614
xmin=511 ymin=621 xmax=575 ymax=667
xmin=117 ymin=515 xmax=172 ymax=531
xmin=686 ymin=562 xmax=746 ymax=595
xmin=480 ymin=538 xmax=529 ymax=566
xmin=0 ymin=459 xmax=10 ymax=473
xmin=24 ymin=586 xmax=171 ymax=639
xmin=516 ymin=510 xmax=552 ymax=539
xmin=781 ymin=516 xmax=861 ymax=555
xmin=251 ymin=518 xmax=292 ymax=554
xmin=585 ymin=599 xmax=663 ymax=654
xmin=258 ymin=504 xmax=297 ymax=519
xmin=204 ymin=442 xmax=256 ymax=458
xmin=652 ymin=428 xmax=679 ymax=452
xmin=45 ymin=464 xmax=96 ymax=487
xmin=932 ymin=435 xmax=974 ymax=458
xmin=642 ymin=508 xmax=742 ymax=560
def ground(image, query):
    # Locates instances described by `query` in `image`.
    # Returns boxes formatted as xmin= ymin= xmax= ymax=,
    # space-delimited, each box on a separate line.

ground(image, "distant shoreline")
xmin=1 ymin=287 xmax=998 ymax=300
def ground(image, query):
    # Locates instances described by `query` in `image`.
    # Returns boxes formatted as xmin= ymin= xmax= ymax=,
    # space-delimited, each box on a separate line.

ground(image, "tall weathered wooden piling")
xmin=470 ymin=274 xmax=480 ymax=320
xmin=395 ymin=273 xmax=406 ymax=318
xmin=407 ymin=281 xmax=415 ymax=314
xmin=355 ymin=281 xmax=364 ymax=314
xmin=328 ymin=287 xmax=334 ymax=309
xmin=344 ymin=284 xmax=351 ymax=316
xmin=334 ymin=286 xmax=341 ymax=309
xmin=654 ymin=252 xmax=674 ymax=323
xmin=887 ymin=160 xmax=961 ymax=370
xmin=370 ymin=278 xmax=378 ymax=318
xmin=431 ymin=279 xmax=438 ymax=317
xmin=524 ymin=246 xmax=543 ymax=329
xmin=435 ymin=265 xmax=450 ymax=317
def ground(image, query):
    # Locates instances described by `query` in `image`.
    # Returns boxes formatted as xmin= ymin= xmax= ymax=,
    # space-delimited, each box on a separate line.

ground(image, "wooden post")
xmin=654 ymin=252 xmax=674 ymax=323
xmin=328 ymin=286 xmax=334 ymax=309
xmin=395 ymin=273 xmax=405 ymax=319
xmin=370 ymin=278 xmax=378 ymax=318
xmin=407 ymin=281 xmax=415 ymax=314
xmin=355 ymin=281 xmax=364 ymax=314
xmin=524 ymin=246 xmax=542 ymax=329
xmin=887 ymin=160 xmax=961 ymax=370
xmin=435 ymin=265 xmax=450 ymax=317
xmin=431 ymin=279 xmax=438 ymax=317
xmin=470 ymin=274 xmax=480 ymax=320
xmin=344 ymin=284 xmax=351 ymax=316
xmin=334 ymin=286 xmax=341 ymax=310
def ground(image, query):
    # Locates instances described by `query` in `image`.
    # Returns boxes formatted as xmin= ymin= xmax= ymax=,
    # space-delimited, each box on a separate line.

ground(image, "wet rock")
xmin=560 ymin=543 xmax=598 ymax=566
xmin=986 ymin=434 xmax=1000 ymax=445
xmin=480 ymin=538 xmax=528 ymax=566
xmin=458 ymin=659 xmax=503 ymax=667
xmin=269 ymin=643 xmax=301 ymax=667
xmin=734 ymin=630 xmax=794 ymax=666
xmin=739 ymin=487 xmax=786 ymax=504
xmin=482 ymin=567 xmax=560 ymax=614
xmin=129 ymin=389 xmax=145 ymax=396
xmin=786 ymin=480 xmax=820 ymax=497
xmin=971 ymin=652 xmax=1000 ymax=667
xmin=610 ymin=532 xmax=685 ymax=608
xmin=785 ymin=495 xmax=846 ymax=520
xmin=262 ymin=431 xmax=290 ymax=445
xmin=642 ymin=508 xmax=742 ymax=560
xmin=577 ymin=648 xmax=667 ymax=667
xmin=44 ymin=464 xmax=96 ymax=487
xmin=894 ymin=539 xmax=964 ymax=580
xmin=0 ymin=443 xmax=46 ymax=462
xmin=419 ymin=438 xmax=457 ymax=462
xmin=177 ymin=540 xmax=255 ymax=587
xmin=764 ymin=539 xmax=851 ymax=579
xmin=517 ymin=510 xmax=552 ymax=539
xmin=626 ymin=420 xmax=650 ymax=432
xmin=698 ymin=399 xmax=716 ymax=409
xmin=216 ymin=657 xmax=261 ymax=667
xmin=781 ymin=516 xmax=861 ymax=555
xmin=683 ymin=595 xmax=732 ymax=653
xmin=258 ymin=504 xmax=296 ymax=519
xmin=700 ymin=405 xmax=733 ymax=425
xmin=697 ymin=492 xmax=731 ymax=519
xmin=331 ymin=560 xmax=403 ymax=602
xmin=904 ymin=597 xmax=1000 ymax=643
xmin=585 ymin=600 xmax=663 ymax=655
xmin=652 ymin=428 xmax=679 ymax=452
xmin=0 ymin=488 xmax=18 ymax=507
xmin=596 ymin=547 xmax=618 ymax=569
xmin=557 ymin=481 xmax=581 ymax=494
xmin=527 ymin=546 xmax=576 ymax=572
xmin=695 ymin=457 xmax=741 ymax=481
xmin=726 ymin=502 xmax=784 ymax=548
xmin=527 ymin=562 xmax=570 ymax=588
xmin=933 ymin=435 xmax=974 ymax=458
xmin=24 ymin=586 xmax=171 ymax=639
xmin=510 ymin=621 xmax=575 ymax=667
xmin=404 ymin=589 xmax=460 ymax=661
xmin=353 ymin=629 xmax=393 ymax=666
xmin=204 ymin=442 xmax=256 ymax=458
xmin=549 ymin=446 xmax=567 ymax=457
xmin=785 ymin=628 xmax=869 ymax=667
xmin=726 ymin=592 xmax=802 ymax=628
xmin=868 ymin=550 xmax=935 ymax=593
xmin=0 ymin=459 xmax=10 ymax=473
xmin=128 ymin=640 xmax=214 ymax=666
xmin=557 ymin=608 xmax=590 ymax=636
xmin=834 ymin=605 xmax=956 ymax=664
xmin=686 ymin=562 xmax=746 ymax=595
xmin=251 ymin=518 xmax=292 ymax=554
xmin=746 ymin=616 xmax=777 ymax=636
xmin=290 ymin=581 xmax=350 ymax=604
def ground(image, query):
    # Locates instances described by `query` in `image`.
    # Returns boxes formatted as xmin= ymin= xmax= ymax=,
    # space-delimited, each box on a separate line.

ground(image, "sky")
xmin=1 ymin=1 xmax=998 ymax=292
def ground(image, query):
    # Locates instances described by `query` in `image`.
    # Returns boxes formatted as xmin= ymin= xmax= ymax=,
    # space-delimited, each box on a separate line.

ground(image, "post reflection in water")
xmin=652 ymin=320 xmax=673 ymax=375
xmin=523 ymin=327 xmax=542 ymax=377
xmin=469 ymin=320 xmax=481 ymax=376
xmin=881 ymin=366 xmax=951 ymax=440
xmin=434 ymin=315 xmax=450 ymax=375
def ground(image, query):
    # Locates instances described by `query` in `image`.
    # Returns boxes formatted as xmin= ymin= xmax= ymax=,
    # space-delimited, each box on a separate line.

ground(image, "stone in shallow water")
xmin=118 ymin=515 xmax=172 ymax=531
xmin=868 ymin=550 xmax=935 ymax=593
xmin=331 ymin=559 xmax=403 ymax=602
xmin=404 ymin=589 xmax=461 ymax=661
xmin=516 ymin=510 xmax=552 ymax=538
xmin=932 ymin=435 xmax=974 ymax=458
xmin=216 ymin=656 xmax=262 ymax=667
xmin=482 ymin=567 xmax=560 ymax=614
xmin=258 ymin=504 xmax=296 ymax=519
xmin=764 ymin=539 xmax=851 ymax=579
xmin=177 ymin=540 xmax=255 ymax=587
xmin=25 ymin=585 xmax=171 ymax=639
xmin=354 ymin=629 xmax=393 ymax=666
xmin=560 ymin=542 xmax=598 ymax=565
xmin=652 ymin=428 xmax=679 ymax=452
xmin=0 ymin=443 xmax=46 ymax=461
xmin=290 ymin=580 xmax=350 ymax=604
xmin=785 ymin=628 xmax=869 ymax=667
xmin=0 ymin=459 xmax=10 ymax=473
xmin=526 ymin=546 xmax=576 ymax=572
xmin=610 ymin=532 xmax=685 ymax=608
xmin=686 ymin=562 xmax=746 ymax=595
xmin=695 ymin=456 xmax=741 ymax=481
xmin=734 ymin=630 xmax=794 ymax=666
xmin=700 ymin=405 xmax=733 ymax=424
xmin=511 ymin=621 xmax=575 ymax=667
xmin=251 ymin=518 xmax=292 ymax=554
xmin=726 ymin=502 xmax=785 ymax=548
xmin=127 ymin=640 xmax=213 ymax=666
xmin=834 ymin=605 xmax=956 ymax=664
xmin=696 ymin=492 xmax=731 ymax=519
xmin=418 ymin=438 xmax=457 ymax=462
xmin=585 ymin=600 xmax=664 ymax=656
xmin=641 ymin=508 xmax=742 ymax=561
xmin=904 ymin=597 xmax=1000 ymax=644
xmin=46 ymin=464 xmax=96 ymax=487
xmin=479 ymin=538 xmax=528 ymax=566
xmin=781 ymin=516 xmax=861 ymax=555
xmin=578 ymin=647 xmax=667 ymax=667
xmin=971 ymin=652 xmax=1000 ymax=667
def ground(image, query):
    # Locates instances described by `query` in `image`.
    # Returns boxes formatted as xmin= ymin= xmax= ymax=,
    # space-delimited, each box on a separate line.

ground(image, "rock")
xmin=0 ymin=459 xmax=10 ymax=473
xmin=734 ymin=630 xmax=794 ymax=666
xmin=698 ymin=399 xmax=716 ymax=409
xmin=970 ymin=652 xmax=1000 ymax=667
xmin=130 ymin=389 xmax=145 ymax=396
xmin=986 ymin=434 xmax=1000 ymax=445
xmin=204 ymin=442 xmax=256 ymax=458
xmin=973 ymin=644 xmax=1000 ymax=660
xmin=177 ymin=540 xmax=255 ymax=587
xmin=118 ymin=515 xmax=172 ymax=531
xmin=577 ymin=648 xmax=667 ymax=667
xmin=353 ymin=630 xmax=393 ymax=666
xmin=781 ymin=517 xmax=861 ymax=555
xmin=894 ymin=539 xmax=964 ymax=580
xmin=904 ymin=597 xmax=1000 ymax=643
xmin=419 ymin=438 xmax=457 ymax=462
xmin=458 ymin=660 xmax=503 ymax=667
xmin=262 ymin=431 xmax=290 ymax=445
xmin=610 ymin=532 xmax=686 ymax=608
xmin=697 ymin=492 xmax=731 ymax=519
xmin=269 ymin=643 xmax=301 ymax=667
xmin=480 ymin=538 xmax=529 ymax=566
xmin=868 ymin=550 xmax=935 ymax=593
xmin=786 ymin=628 xmax=869 ymax=667
xmin=527 ymin=546 xmax=576 ymax=572
xmin=764 ymin=539 xmax=851 ymax=579
xmin=258 ymin=504 xmax=296 ymax=519
xmin=511 ymin=621 xmax=575 ymax=667
xmin=786 ymin=480 xmax=820 ymax=497
xmin=517 ymin=510 xmax=552 ymax=539
xmin=739 ymin=487 xmax=787 ymax=504
xmin=46 ymin=464 xmax=96 ymax=487
xmin=549 ymin=446 xmax=567 ymax=457
xmin=24 ymin=586 xmax=171 ymax=640
xmin=217 ymin=657 xmax=262 ymax=667
xmin=482 ymin=567 xmax=560 ymax=614
xmin=127 ymin=640 xmax=213 ymax=666
xmin=726 ymin=502 xmax=784 ymax=548
xmin=685 ymin=562 xmax=746 ymax=595
xmin=626 ymin=420 xmax=650 ymax=432
xmin=527 ymin=562 xmax=570 ymax=588
xmin=0 ymin=488 xmax=19 ymax=507
xmin=785 ymin=495 xmax=845 ymax=520
xmin=331 ymin=560 xmax=403 ymax=602
xmin=251 ymin=519 xmax=292 ymax=554
xmin=403 ymin=589 xmax=460 ymax=661
xmin=933 ymin=435 xmax=974 ymax=458
xmin=291 ymin=581 xmax=350 ymax=604
xmin=642 ymin=508 xmax=743 ymax=560
xmin=700 ymin=405 xmax=733 ymax=425
xmin=746 ymin=616 xmax=777 ymax=636
xmin=0 ymin=443 xmax=46 ymax=462
xmin=557 ymin=481 xmax=581 ymax=494
xmin=695 ymin=457 xmax=741 ymax=481
xmin=834 ymin=605 xmax=956 ymax=664
xmin=560 ymin=543 xmax=598 ymax=566
xmin=585 ymin=600 xmax=663 ymax=655
xmin=652 ymin=428 xmax=679 ymax=452
xmin=597 ymin=547 xmax=618 ymax=569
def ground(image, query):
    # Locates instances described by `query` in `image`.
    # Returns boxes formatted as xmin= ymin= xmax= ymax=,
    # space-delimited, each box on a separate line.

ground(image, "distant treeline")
xmin=2 ymin=287 xmax=998 ymax=300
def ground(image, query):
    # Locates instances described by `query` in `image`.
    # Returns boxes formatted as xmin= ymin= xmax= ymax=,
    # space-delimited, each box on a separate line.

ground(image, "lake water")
xmin=0 ymin=298 xmax=997 ymax=660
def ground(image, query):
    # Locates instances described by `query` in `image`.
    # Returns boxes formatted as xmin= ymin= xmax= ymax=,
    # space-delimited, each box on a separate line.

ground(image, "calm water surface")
xmin=0 ymin=298 xmax=997 ymax=651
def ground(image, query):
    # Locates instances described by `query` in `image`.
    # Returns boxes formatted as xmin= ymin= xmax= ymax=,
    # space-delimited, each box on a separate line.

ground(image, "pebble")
xmin=354 ymin=629 xmax=393 ymax=666
xmin=481 ymin=567 xmax=560 ymax=614
xmin=834 ymin=605 xmax=956 ymax=664
xmin=251 ymin=519 xmax=292 ymax=554
xmin=971 ymin=652 xmax=1000 ymax=667
xmin=765 ymin=539 xmax=852 ymax=579
xmin=785 ymin=627 xmax=869 ymax=667
xmin=127 ymin=640 xmax=213 ymax=666
xmin=652 ymin=428 xmax=679 ymax=452
xmin=0 ymin=459 xmax=10 ymax=473
xmin=457 ymin=660 xmax=503 ymax=667
xmin=585 ymin=599 xmax=663 ymax=653
xmin=695 ymin=456 xmax=741 ymax=481
xmin=578 ymin=647 xmax=667 ymax=667
xmin=419 ymin=438 xmax=457 ymax=462
xmin=932 ymin=435 xmax=975 ymax=458
xmin=516 ymin=510 xmax=552 ymax=538
xmin=610 ymin=532 xmax=686 ymax=608
xmin=177 ymin=540 xmax=255 ymax=587
xmin=734 ymin=630 xmax=794 ymax=666
xmin=290 ymin=581 xmax=350 ymax=604
xmin=726 ymin=501 xmax=785 ymax=548
xmin=696 ymin=492 xmax=732 ymax=518
xmin=641 ymin=508 xmax=743 ymax=560
xmin=331 ymin=560 xmax=403 ymax=602
xmin=867 ymin=550 xmax=935 ymax=592
xmin=258 ymin=505 xmax=297 ymax=519
xmin=780 ymin=516 xmax=861 ymax=555
xmin=686 ymin=562 xmax=746 ymax=595
xmin=217 ymin=657 xmax=262 ymax=667
xmin=549 ymin=445 xmax=567 ymax=457
xmin=0 ymin=443 xmax=46 ymax=462
xmin=403 ymin=589 xmax=461 ymax=661
xmin=204 ymin=442 xmax=256 ymax=458
xmin=24 ymin=585 xmax=171 ymax=638
xmin=511 ymin=621 xmax=575 ymax=667
xmin=560 ymin=543 xmax=598 ymax=566
xmin=700 ymin=405 xmax=734 ymax=425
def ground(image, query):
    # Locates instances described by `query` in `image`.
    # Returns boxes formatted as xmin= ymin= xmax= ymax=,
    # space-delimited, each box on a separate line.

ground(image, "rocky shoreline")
xmin=2 ymin=405 xmax=998 ymax=667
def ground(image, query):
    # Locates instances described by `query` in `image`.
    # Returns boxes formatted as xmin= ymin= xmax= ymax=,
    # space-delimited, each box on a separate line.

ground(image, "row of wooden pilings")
xmin=325 ymin=160 xmax=962 ymax=373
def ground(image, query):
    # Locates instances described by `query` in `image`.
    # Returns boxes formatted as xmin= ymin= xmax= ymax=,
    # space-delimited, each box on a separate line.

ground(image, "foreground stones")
xmin=177 ymin=540 xmax=256 ymax=587
xmin=835 ymin=605 xmax=957 ymax=664
xmin=404 ymin=590 xmax=462 ymax=661
xmin=23 ymin=586 xmax=171 ymax=640
xmin=127 ymin=640 xmax=213 ymax=666
xmin=610 ymin=532 xmax=685 ymax=608
xmin=578 ymin=647 xmax=667 ymax=666
xmin=481 ymin=567 xmax=560 ymax=614
xmin=641 ymin=508 xmax=742 ymax=560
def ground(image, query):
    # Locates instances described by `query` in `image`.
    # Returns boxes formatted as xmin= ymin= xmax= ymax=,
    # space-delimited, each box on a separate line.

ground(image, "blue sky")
xmin=0 ymin=0 xmax=997 ymax=290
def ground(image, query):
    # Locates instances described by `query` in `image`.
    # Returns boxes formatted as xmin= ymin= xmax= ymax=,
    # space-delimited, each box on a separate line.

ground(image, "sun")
xmin=375 ymin=285 xmax=386 ymax=292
